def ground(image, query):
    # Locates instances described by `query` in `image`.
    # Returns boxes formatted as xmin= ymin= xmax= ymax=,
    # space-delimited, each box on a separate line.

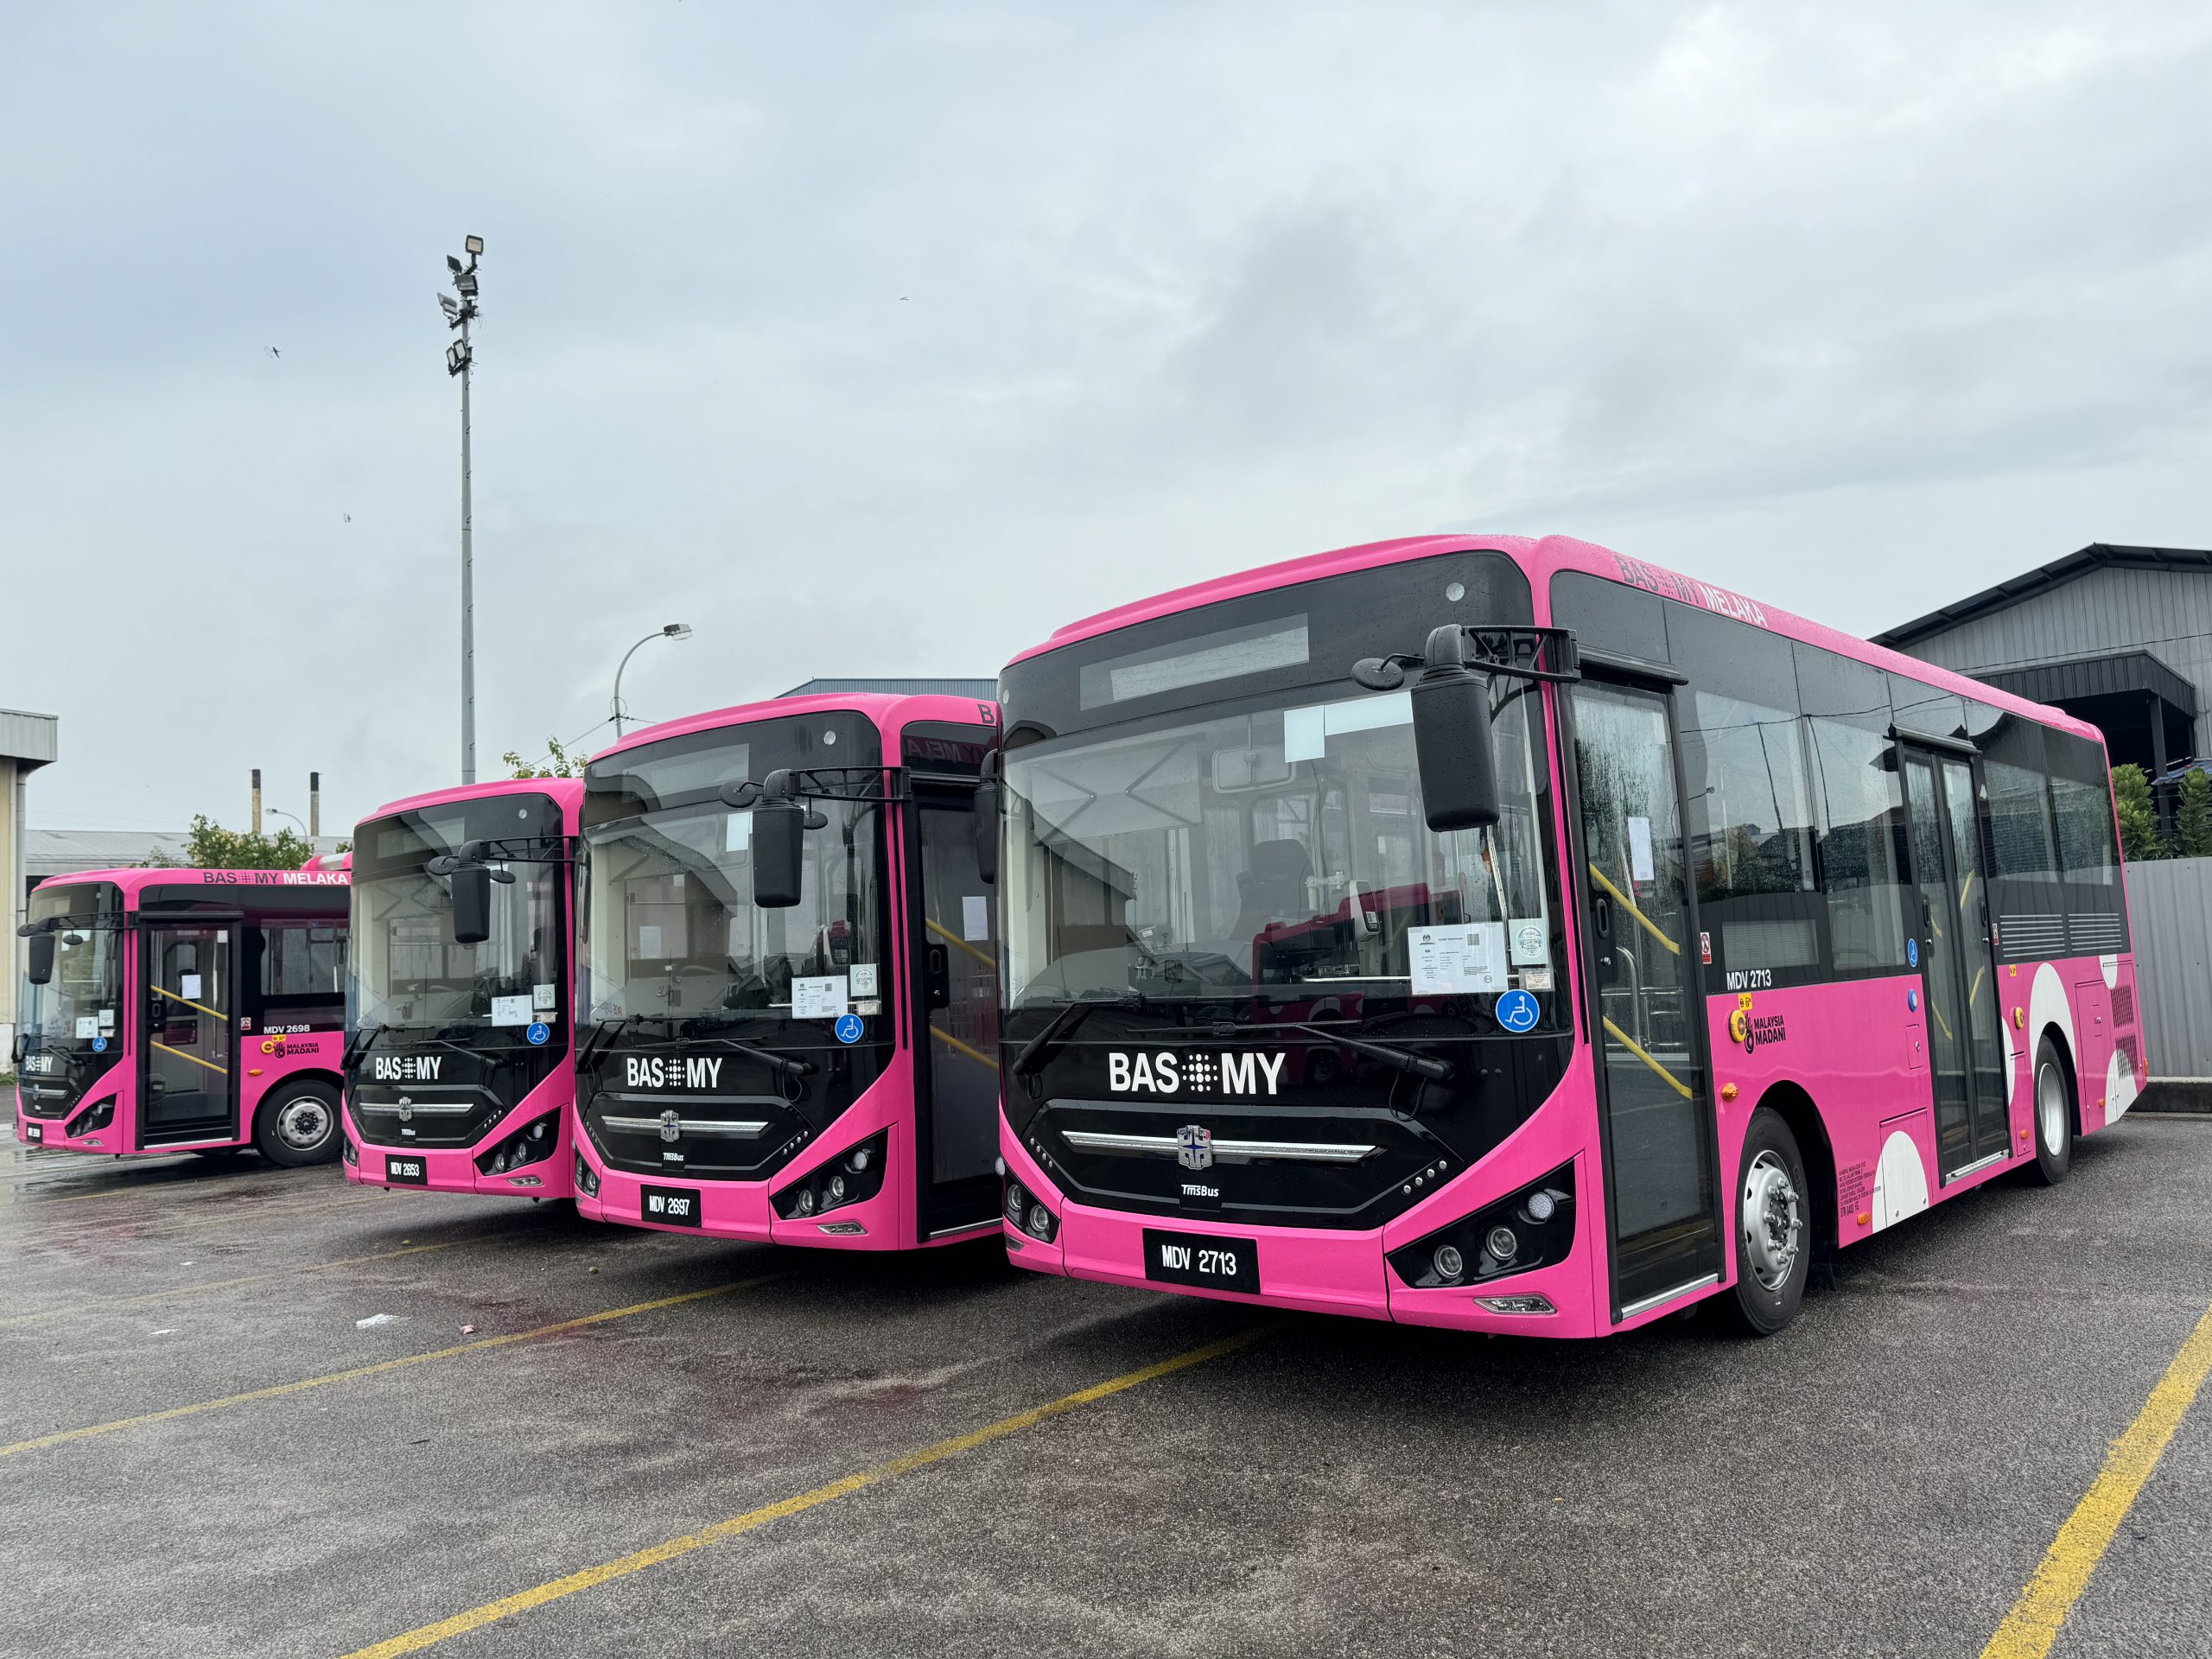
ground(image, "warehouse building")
xmin=2 ymin=709 xmax=60 ymax=1058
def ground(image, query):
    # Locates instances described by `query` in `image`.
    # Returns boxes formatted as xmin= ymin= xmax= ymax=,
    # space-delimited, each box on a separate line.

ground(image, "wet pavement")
xmin=0 ymin=1115 xmax=2206 ymax=1657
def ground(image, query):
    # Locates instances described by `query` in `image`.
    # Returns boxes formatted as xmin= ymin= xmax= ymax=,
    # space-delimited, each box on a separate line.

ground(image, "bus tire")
xmin=2029 ymin=1036 xmax=2074 ymax=1186
xmin=254 ymin=1080 xmax=342 ymax=1167
xmin=1720 ymin=1108 xmax=1809 ymax=1338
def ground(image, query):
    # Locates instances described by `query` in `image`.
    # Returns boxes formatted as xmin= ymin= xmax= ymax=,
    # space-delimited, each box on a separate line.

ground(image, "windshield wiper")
xmin=1011 ymin=992 xmax=1150 ymax=1077
xmin=702 ymin=1035 xmax=817 ymax=1079
xmin=1282 ymin=1022 xmax=1452 ymax=1083
xmin=342 ymin=1024 xmax=385 ymax=1073
xmin=577 ymin=1016 xmax=640 ymax=1071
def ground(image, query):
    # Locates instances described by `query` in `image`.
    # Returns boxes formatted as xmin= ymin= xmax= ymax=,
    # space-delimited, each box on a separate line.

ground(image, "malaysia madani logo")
xmin=1176 ymin=1124 xmax=1213 ymax=1171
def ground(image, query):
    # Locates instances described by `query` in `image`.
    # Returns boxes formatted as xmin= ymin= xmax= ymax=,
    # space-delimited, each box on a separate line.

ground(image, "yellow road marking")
xmin=0 ymin=1274 xmax=779 ymax=1459
xmin=344 ymin=1325 xmax=1274 ymax=1657
xmin=1600 ymin=1016 xmax=1693 ymax=1098
xmin=1980 ymin=1300 xmax=2212 ymax=1658
xmin=153 ymin=984 xmax=230 ymax=1022
xmin=149 ymin=1039 xmax=228 ymax=1077
xmin=1586 ymin=863 xmax=1681 ymax=956
xmin=929 ymin=1027 xmax=996 ymax=1069
xmin=0 ymin=1229 xmax=521 ymax=1328
xmin=925 ymin=918 xmax=996 ymax=969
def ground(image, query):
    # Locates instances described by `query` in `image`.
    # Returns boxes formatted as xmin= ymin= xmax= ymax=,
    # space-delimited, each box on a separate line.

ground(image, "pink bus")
xmin=340 ymin=780 xmax=581 ymax=1199
xmin=13 ymin=868 xmax=352 ymax=1164
xmin=573 ymin=693 xmax=1004 ymax=1249
xmin=992 ymin=536 xmax=2141 ymax=1337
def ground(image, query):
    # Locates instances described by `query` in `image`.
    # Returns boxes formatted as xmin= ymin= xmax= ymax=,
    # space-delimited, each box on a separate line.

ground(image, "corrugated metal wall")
xmin=2124 ymin=857 xmax=2212 ymax=1079
xmin=1903 ymin=566 xmax=2212 ymax=753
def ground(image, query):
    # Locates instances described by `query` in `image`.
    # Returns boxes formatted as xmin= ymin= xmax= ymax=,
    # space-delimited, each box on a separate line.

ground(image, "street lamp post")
xmin=612 ymin=623 xmax=695 ymax=739
xmin=441 ymin=235 xmax=485 ymax=782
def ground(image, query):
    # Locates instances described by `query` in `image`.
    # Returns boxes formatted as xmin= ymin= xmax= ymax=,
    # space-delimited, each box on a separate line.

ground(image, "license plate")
xmin=1144 ymin=1229 xmax=1260 ymax=1294
xmin=22 ymin=1123 xmax=41 ymax=1144
xmin=641 ymin=1184 xmax=702 ymax=1228
xmin=385 ymin=1154 xmax=428 ymax=1185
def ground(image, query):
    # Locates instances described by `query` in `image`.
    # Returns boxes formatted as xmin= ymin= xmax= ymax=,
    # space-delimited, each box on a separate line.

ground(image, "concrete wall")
xmin=1904 ymin=565 xmax=2212 ymax=755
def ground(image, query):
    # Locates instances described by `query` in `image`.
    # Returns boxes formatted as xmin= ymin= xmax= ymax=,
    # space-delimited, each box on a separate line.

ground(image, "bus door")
xmin=1899 ymin=745 xmax=2010 ymax=1179
xmin=908 ymin=782 xmax=1004 ymax=1238
xmin=141 ymin=922 xmax=238 ymax=1146
xmin=1566 ymin=673 xmax=1726 ymax=1320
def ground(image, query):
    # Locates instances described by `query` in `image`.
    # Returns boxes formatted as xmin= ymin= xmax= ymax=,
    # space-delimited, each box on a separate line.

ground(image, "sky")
xmin=4 ymin=1 xmax=2209 ymax=838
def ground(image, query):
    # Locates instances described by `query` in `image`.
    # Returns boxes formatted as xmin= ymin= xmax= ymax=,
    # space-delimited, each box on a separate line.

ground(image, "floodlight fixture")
xmin=448 ymin=254 xmax=465 ymax=276
xmin=465 ymin=234 xmax=484 ymax=255
xmin=438 ymin=293 xmax=461 ymax=318
xmin=454 ymin=270 xmax=478 ymax=297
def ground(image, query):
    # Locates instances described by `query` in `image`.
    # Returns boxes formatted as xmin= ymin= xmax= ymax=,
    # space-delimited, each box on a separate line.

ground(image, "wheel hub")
xmin=279 ymin=1099 xmax=329 ymax=1150
xmin=1741 ymin=1149 xmax=1802 ymax=1293
xmin=2038 ymin=1062 xmax=2066 ymax=1155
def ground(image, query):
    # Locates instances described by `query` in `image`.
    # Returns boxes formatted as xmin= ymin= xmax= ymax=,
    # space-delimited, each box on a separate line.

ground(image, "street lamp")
xmin=442 ymin=234 xmax=485 ymax=781
xmin=612 ymin=623 xmax=694 ymax=739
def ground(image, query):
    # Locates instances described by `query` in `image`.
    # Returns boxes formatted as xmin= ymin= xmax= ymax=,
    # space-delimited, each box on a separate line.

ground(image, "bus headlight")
xmin=573 ymin=1149 xmax=601 ymax=1198
xmin=1005 ymin=1183 xmax=1027 ymax=1224
xmin=1386 ymin=1161 xmax=1576 ymax=1291
xmin=475 ymin=1111 xmax=562 ymax=1178
xmin=770 ymin=1130 xmax=887 ymax=1221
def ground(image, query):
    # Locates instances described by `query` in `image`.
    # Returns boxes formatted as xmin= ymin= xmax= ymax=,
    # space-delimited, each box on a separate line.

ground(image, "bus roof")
xmin=362 ymin=776 xmax=587 ymax=833
xmin=589 ymin=691 xmax=1001 ymax=766
xmin=1009 ymin=532 xmax=2102 ymax=747
xmin=29 ymin=867 xmax=351 ymax=901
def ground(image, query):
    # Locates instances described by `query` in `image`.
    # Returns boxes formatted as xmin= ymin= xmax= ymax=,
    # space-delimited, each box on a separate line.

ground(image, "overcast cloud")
xmin=4 ymin=2 xmax=2209 ymax=836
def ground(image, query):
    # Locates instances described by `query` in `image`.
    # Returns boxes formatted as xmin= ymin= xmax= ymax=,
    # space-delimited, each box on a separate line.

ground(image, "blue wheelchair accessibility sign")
xmin=1495 ymin=988 xmax=1541 ymax=1033
xmin=92 ymin=1036 xmax=108 ymax=1054
xmin=525 ymin=1021 xmax=550 ymax=1046
xmin=834 ymin=1013 xmax=865 ymax=1045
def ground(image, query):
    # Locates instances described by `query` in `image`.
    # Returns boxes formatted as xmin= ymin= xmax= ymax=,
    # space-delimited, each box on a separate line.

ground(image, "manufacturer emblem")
xmin=1176 ymin=1124 xmax=1212 ymax=1171
xmin=659 ymin=1109 xmax=681 ymax=1144
xmin=397 ymin=1097 xmax=414 ymax=1123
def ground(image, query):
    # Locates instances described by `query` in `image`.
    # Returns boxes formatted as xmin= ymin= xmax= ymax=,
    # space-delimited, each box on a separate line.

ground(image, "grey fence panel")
xmin=2124 ymin=857 xmax=2212 ymax=1080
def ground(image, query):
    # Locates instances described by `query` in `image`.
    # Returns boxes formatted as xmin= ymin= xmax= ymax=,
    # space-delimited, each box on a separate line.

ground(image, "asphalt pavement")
xmin=1 ymin=1114 xmax=2206 ymax=1658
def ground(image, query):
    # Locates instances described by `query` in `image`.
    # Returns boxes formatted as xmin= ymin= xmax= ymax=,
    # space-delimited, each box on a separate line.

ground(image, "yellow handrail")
xmin=925 ymin=918 xmax=996 ymax=970
xmin=1600 ymin=1016 xmax=1693 ymax=1099
xmin=1586 ymin=864 xmax=1681 ymax=957
xmin=929 ymin=1026 xmax=997 ymax=1069
xmin=153 ymin=984 xmax=228 ymax=1022
xmin=151 ymin=1040 xmax=228 ymax=1077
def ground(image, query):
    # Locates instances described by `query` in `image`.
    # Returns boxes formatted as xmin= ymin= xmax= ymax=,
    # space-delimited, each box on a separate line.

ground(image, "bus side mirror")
xmin=24 ymin=931 xmax=55 ymax=986
xmin=974 ymin=753 xmax=1001 ymax=887
xmin=451 ymin=867 xmax=493 ymax=945
xmin=1410 ymin=625 xmax=1501 ymax=832
xmin=751 ymin=772 xmax=821 ymax=910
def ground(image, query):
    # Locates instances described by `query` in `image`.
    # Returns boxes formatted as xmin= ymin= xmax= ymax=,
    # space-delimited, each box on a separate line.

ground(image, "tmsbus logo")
xmin=1105 ymin=1051 xmax=1287 ymax=1096
xmin=371 ymin=1055 xmax=443 ymax=1082
xmin=624 ymin=1056 xmax=726 ymax=1090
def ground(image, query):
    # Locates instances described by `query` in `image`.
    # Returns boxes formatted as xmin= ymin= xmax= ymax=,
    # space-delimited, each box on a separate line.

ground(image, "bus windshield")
xmin=348 ymin=798 xmax=567 ymax=1037
xmin=19 ymin=884 xmax=124 ymax=1052
xmin=580 ymin=798 xmax=889 ymax=1036
xmin=1002 ymin=683 xmax=1561 ymax=1022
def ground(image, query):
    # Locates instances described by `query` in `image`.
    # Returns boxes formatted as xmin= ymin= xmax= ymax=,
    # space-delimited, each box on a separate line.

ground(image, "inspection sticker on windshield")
xmin=490 ymin=995 xmax=533 ymax=1027
xmin=532 ymin=982 xmax=557 ymax=1011
xmin=1408 ymin=923 xmax=1506 ymax=995
xmin=792 ymin=976 xmax=849 ymax=1020
xmin=75 ymin=1017 xmax=99 ymax=1039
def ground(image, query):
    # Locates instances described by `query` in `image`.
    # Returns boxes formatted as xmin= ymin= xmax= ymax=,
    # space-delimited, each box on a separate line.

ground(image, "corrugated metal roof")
xmin=1873 ymin=543 xmax=2212 ymax=650
xmin=1977 ymin=650 xmax=2200 ymax=718
xmin=0 ymin=708 xmax=58 ymax=768
xmin=779 ymin=677 xmax=998 ymax=699
xmin=26 ymin=828 xmax=191 ymax=879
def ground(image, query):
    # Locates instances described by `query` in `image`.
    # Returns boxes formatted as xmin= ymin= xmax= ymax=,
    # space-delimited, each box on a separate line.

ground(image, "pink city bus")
xmin=573 ymin=693 xmax=1004 ymax=1249
xmin=991 ymin=536 xmax=2141 ymax=1337
xmin=340 ymin=780 xmax=582 ymax=1199
xmin=13 ymin=868 xmax=352 ymax=1164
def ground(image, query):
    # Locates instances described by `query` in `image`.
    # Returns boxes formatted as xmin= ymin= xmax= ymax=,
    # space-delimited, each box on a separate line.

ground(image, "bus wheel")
xmin=2029 ymin=1038 xmax=2075 ymax=1186
xmin=1721 ymin=1109 xmax=1809 ymax=1338
xmin=256 ymin=1081 xmax=341 ymax=1167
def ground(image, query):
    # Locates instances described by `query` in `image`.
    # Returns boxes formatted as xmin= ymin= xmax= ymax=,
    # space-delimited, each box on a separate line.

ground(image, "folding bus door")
xmin=909 ymin=782 xmax=1005 ymax=1239
xmin=1567 ymin=673 xmax=1726 ymax=1321
xmin=141 ymin=922 xmax=238 ymax=1146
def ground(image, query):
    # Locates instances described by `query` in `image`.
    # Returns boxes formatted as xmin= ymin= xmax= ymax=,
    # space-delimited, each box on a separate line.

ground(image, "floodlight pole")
xmin=459 ymin=301 xmax=474 ymax=784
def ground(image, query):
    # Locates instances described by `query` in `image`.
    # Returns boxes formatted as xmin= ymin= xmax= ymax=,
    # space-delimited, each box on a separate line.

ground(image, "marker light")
xmin=1524 ymin=1190 xmax=1557 ymax=1223
xmin=1433 ymin=1244 xmax=1465 ymax=1282
xmin=1485 ymin=1225 xmax=1519 ymax=1262
xmin=847 ymin=1145 xmax=873 ymax=1173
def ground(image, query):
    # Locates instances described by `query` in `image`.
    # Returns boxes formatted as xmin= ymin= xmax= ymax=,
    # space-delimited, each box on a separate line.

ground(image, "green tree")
xmin=2177 ymin=767 xmax=2212 ymax=859
xmin=503 ymin=736 xmax=581 ymax=779
xmin=145 ymin=815 xmax=317 ymax=870
xmin=2112 ymin=765 xmax=2168 ymax=862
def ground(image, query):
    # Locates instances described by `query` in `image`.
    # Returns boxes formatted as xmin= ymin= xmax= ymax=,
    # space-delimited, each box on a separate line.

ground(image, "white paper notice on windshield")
xmin=791 ymin=975 xmax=849 ymax=1020
xmin=490 ymin=995 xmax=533 ymax=1027
xmin=963 ymin=894 xmax=990 ymax=941
xmin=1408 ymin=923 xmax=1507 ymax=995
xmin=75 ymin=1017 xmax=99 ymax=1039
xmin=1627 ymin=816 xmax=1656 ymax=884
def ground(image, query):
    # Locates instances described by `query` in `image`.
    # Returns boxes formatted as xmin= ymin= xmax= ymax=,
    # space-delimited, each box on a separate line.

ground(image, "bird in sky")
xmin=342 ymin=513 xmax=353 ymax=523
xmin=268 ymin=346 xmax=281 ymax=358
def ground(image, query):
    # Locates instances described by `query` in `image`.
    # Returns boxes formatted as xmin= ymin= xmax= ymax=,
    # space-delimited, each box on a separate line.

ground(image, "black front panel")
xmin=16 ymin=881 xmax=126 ymax=1118
xmin=579 ymin=1030 xmax=889 ymax=1182
xmin=16 ymin=1046 xmax=124 ymax=1121
xmin=1003 ymin=1017 xmax=1568 ymax=1230
xmin=347 ymin=1038 xmax=561 ymax=1149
